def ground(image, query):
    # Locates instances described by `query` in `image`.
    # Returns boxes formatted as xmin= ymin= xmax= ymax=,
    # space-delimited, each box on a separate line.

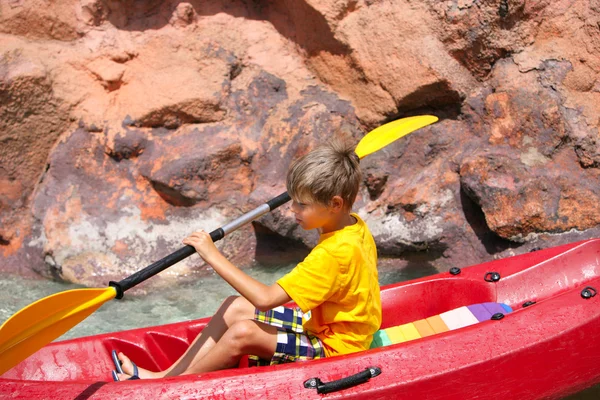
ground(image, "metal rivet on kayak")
xmin=449 ymin=267 xmax=461 ymax=275
xmin=581 ymin=287 xmax=597 ymax=299
xmin=303 ymin=378 xmax=319 ymax=388
xmin=484 ymin=272 xmax=501 ymax=282
xmin=522 ymin=301 xmax=536 ymax=308
xmin=491 ymin=313 xmax=505 ymax=320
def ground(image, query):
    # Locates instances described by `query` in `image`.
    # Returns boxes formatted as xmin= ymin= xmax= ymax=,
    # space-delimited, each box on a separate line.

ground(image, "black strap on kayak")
xmin=303 ymin=366 xmax=382 ymax=394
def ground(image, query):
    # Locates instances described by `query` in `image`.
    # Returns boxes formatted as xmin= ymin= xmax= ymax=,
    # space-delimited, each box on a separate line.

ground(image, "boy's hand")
xmin=183 ymin=230 xmax=221 ymax=263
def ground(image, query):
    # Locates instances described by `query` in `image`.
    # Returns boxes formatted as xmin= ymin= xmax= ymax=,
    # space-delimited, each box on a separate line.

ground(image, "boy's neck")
xmin=320 ymin=212 xmax=357 ymax=235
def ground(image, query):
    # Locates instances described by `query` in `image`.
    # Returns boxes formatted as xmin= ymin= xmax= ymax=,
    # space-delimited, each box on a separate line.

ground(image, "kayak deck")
xmin=1 ymin=239 xmax=600 ymax=400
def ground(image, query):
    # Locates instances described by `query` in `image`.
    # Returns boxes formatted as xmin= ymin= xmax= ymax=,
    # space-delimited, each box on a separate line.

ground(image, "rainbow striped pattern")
xmin=370 ymin=302 xmax=513 ymax=348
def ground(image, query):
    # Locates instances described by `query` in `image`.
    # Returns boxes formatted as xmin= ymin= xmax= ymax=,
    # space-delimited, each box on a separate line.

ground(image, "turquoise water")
xmin=0 ymin=265 xmax=598 ymax=398
xmin=0 ymin=262 xmax=415 ymax=341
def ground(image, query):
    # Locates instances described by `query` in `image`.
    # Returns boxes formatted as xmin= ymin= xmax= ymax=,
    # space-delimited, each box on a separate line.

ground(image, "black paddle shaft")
xmin=109 ymin=191 xmax=291 ymax=299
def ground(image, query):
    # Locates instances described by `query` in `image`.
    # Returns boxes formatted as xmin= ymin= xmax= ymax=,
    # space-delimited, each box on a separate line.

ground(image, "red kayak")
xmin=2 ymin=238 xmax=600 ymax=399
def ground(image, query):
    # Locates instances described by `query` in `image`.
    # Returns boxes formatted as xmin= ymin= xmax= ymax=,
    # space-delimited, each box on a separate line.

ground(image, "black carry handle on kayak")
xmin=109 ymin=191 xmax=291 ymax=299
xmin=303 ymin=366 xmax=382 ymax=394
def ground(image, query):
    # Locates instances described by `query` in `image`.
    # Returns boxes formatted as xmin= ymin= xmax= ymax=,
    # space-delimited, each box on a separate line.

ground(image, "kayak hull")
xmin=2 ymin=239 xmax=600 ymax=399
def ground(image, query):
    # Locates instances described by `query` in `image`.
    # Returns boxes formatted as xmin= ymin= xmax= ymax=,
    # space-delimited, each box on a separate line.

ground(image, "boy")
xmin=113 ymin=138 xmax=382 ymax=380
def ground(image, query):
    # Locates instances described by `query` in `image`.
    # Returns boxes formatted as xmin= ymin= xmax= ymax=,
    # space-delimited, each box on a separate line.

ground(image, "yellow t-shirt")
xmin=277 ymin=213 xmax=382 ymax=357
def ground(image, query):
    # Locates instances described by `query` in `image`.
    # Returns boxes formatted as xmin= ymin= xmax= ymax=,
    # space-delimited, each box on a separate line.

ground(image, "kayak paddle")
xmin=0 ymin=114 xmax=438 ymax=375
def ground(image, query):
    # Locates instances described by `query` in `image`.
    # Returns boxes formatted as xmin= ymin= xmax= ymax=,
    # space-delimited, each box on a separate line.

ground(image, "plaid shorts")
xmin=249 ymin=306 xmax=326 ymax=366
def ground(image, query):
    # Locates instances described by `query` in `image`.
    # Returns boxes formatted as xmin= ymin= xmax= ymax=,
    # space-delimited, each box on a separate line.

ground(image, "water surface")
xmin=0 ymin=263 xmax=415 ymax=340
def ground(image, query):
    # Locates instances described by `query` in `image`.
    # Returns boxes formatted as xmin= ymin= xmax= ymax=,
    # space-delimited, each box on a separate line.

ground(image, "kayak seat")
xmin=370 ymin=302 xmax=513 ymax=348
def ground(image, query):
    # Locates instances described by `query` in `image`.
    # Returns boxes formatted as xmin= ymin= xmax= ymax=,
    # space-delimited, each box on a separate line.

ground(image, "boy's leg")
xmin=115 ymin=295 xmax=255 ymax=380
xmin=174 ymin=320 xmax=278 ymax=374
xmin=251 ymin=307 xmax=326 ymax=367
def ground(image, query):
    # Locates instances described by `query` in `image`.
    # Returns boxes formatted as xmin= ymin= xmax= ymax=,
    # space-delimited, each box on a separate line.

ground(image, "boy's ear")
xmin=330 ymin=196 xmax=345 ymax=212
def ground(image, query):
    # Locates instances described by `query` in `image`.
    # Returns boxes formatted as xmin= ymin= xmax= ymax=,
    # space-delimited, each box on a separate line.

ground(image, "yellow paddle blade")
xmin=0 ymin=287 xmax=116 ymax=375
xmin=355 ymin=115 xmax=439 ymax=159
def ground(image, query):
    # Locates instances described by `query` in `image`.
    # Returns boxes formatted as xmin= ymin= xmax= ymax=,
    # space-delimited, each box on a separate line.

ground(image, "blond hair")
xmin=286 ymin=137 xmax=361 ymax=209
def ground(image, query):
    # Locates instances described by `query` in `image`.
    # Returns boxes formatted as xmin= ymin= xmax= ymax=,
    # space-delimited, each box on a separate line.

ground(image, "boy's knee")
xmin=219 ymin=295 xmax=239 ymax=309
xmin=222 ymin=296 xmax=254 ymax=324
xmin=226 ymin=320 xmax=259 ymax=352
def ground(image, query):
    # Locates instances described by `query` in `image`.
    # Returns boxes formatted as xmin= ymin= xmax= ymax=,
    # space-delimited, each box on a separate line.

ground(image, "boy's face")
xmin=290 ymin=196 xmax=346 ymax=232
xmin=290 ymin=200 xmax=332 ymax=231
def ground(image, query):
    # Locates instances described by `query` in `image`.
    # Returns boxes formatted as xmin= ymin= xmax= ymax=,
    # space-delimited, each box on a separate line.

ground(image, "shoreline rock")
xmin=0 ymin=0 xmax=599 ymax=288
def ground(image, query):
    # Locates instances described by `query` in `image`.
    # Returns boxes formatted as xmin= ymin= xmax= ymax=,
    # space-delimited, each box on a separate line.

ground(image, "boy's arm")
xmin=183 ymin=230 xmax=292 ymax=311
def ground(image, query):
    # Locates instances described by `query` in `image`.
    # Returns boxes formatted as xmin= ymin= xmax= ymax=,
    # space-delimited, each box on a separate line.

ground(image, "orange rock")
xmin=1 ymin=0 xmax=600 ymax=283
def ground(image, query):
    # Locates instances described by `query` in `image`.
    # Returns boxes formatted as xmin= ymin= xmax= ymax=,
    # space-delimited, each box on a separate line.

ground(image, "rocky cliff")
xmin=1 ymin=0 xmax=599 ymax=289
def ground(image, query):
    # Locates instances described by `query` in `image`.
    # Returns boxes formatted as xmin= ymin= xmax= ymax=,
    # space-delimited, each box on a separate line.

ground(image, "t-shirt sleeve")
xmin=276 ymin=246 xmax=341 ymax=313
